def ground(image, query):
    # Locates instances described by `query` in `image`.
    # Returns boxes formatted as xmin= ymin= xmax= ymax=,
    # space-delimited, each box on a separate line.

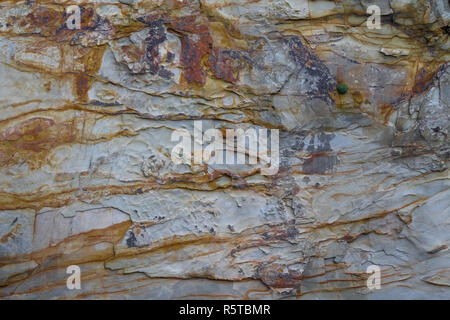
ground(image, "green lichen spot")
xmin=337 ymin=83 xmax=348 ymax=95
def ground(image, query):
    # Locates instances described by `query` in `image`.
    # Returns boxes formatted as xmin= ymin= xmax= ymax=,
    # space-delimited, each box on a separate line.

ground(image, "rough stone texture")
xmin=0 ymin=0 xmax=449 ymax=299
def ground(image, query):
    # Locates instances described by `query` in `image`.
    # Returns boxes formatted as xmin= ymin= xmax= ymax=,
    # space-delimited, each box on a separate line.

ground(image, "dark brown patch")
xmin=284 ymin=36 xmax=336 ymax=98
xmin=303 ymin=153 xmax=338 ymax=174
xmin=169 ymin=16 xmax=212 ymax=84
xmin=207 ymin=48 xmax=245 ymax=83
xmin=256 ymin=263 xmax=303 ymax=289
xmin=143 ymin=17 xmax=167 ymax=75
xmin=413 ymin=67 xmax=437 ymax=94
xmin=75 ymin=74 xmax=90 ymax=103
xmin=55 ymin=6 xmax=115 ymax=44
xmin=25 ymin=6 xmax=64 ymax=36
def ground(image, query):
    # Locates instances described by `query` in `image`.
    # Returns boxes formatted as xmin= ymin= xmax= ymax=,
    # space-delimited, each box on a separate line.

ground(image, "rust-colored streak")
xmin=31 ymin=220 xmax=131 ymax=267
xmin=256 ymin=263 xmax=303 ymax=289
xmin=379 ymin=104 xmax=395 ymax=124
xmin=169 ymin=16 xmax=213 ymax=84
xmin=0 ymin=117 xmax=76 ymax=169
xmin=0 ymin=223 xmax=21 ymax=244
xmin=413 ymin=66 xmax=437 ymax=94
xmin=75 ymin=74 xmax=90 ymax=103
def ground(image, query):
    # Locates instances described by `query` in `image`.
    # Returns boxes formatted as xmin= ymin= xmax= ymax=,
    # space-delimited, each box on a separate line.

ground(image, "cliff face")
xmin=0 ymin=0 xmax=449 ymax=299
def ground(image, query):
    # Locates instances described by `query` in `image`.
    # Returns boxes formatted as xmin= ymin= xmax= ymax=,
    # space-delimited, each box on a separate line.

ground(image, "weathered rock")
xmin=0 ymin=0 xmax=448 ymax=299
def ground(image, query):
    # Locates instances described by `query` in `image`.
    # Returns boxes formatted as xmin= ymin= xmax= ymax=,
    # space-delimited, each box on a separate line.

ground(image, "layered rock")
xmin=0 ymin=0 xmax=448 ymax=299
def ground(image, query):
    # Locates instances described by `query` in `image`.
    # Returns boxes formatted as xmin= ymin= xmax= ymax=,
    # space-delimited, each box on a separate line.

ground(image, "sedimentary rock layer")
xmin=0 ymin=0 xmax=449 ymax=299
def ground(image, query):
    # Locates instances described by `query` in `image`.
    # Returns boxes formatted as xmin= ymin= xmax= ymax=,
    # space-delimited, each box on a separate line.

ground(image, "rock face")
xmin=0 ymin=0 xmax=449 ymax=299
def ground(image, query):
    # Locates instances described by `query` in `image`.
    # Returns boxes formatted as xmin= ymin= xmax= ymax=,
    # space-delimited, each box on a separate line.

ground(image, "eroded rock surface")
xmin=0 ymin=0 xmax=449 ymax=299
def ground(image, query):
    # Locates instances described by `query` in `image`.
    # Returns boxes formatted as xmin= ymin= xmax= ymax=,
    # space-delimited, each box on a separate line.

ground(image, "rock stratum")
xmin=0 ymin=0 xmax=449 ymax=299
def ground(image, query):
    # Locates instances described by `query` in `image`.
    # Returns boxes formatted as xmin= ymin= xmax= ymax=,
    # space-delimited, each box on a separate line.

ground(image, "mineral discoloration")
xmin=169 ymin=16 xmax=213 ymax=84
xmin=0 ymin=0 xmax=449 ymax=300
xmin=208 ymin=48 xmax=244 ymax=83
